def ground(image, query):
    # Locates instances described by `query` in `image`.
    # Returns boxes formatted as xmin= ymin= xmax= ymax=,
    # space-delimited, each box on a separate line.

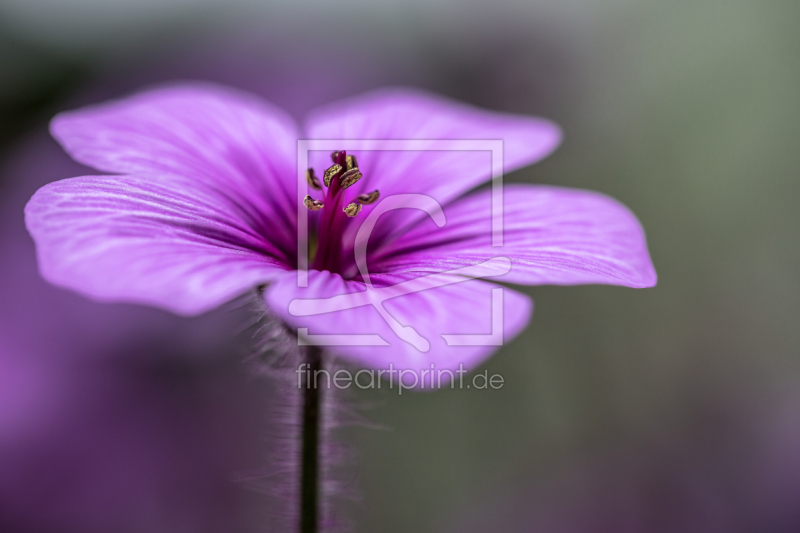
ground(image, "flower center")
xmin=305 ymin=150 xmax=379 ymax=274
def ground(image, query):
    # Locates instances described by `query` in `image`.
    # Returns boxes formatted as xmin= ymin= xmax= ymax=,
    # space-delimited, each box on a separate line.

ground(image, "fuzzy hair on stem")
xmin=237 ymin=289 xmax=362 ymax=532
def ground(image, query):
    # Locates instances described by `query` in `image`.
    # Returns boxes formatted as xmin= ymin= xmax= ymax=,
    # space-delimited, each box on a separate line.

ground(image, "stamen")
xmin=356 ymin=190 xmax=380 ymax=205
xmin=323 ymin=164 xmax=342 ymax=187
xmin=303 ymin=195 xmax=324 ymax=211
xmin=339 ymin=168 xmax=362 ymax=189
xmin=306 ymin=168 xmax=322 ymax=190
xmin=344 ymin=202 xmax=362 ymax=217
xmin=311 ymin=150 xmax=368 ymax=273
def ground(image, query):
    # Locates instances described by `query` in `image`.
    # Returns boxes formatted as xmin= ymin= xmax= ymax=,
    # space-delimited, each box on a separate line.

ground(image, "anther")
xmin=344 ymin=202 xmax=362 ymax=217
xmin=356 ymin=190 xmax=380 ymax=204
xmin=331 ymin=151 xmax=343 ymax=163
xmin=345 ymin=155 xmax=358 ymax=170
xmin=303 ymin=195 xmax=324 ymax=211
xmin=323 ymin=164 xmax=342 ymax=187
xmin=306 ymin=168 xmax=322 ymax=190
xmin=339 ymin=168 xmax=363 ymax=189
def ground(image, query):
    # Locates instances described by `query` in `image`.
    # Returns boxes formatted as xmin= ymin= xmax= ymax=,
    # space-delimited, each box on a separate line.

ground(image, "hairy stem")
xmin=300 ymin=346 xmax=322 ymax=533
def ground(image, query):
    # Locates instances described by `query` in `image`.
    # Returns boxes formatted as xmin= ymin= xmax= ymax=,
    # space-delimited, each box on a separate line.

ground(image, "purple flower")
xmin=25 ymin=84 xmax=656 ymax=375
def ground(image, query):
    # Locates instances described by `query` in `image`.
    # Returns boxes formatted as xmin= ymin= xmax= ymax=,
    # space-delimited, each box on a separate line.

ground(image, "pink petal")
xmin=265 ymin=269 xmax=532 ymax=379
xmin=305 ymin=88 xmax=561 ymax=196
xmin=304 ymin=88 xmax=561 ymax=250
xmin=372 ymin=184 xmax=657 ymax=288
xmin=25 ymin=175 xmax=291 ymax=316
xmin=50 ymin=83 xmax=300 ymax=248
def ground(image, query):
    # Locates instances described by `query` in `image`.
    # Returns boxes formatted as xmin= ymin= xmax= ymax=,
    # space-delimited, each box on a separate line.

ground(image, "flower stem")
xmin=300 ymin=346 xmax=322 ymax=533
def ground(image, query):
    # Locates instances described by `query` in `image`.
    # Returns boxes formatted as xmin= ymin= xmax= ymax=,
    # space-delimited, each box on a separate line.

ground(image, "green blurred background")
xmin=1 ymin=1 xmax=799 ymax=531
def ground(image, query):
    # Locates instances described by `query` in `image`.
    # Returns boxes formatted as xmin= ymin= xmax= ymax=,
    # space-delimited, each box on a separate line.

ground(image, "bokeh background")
xmin=2 ymin=1 xmax=799 ymax=531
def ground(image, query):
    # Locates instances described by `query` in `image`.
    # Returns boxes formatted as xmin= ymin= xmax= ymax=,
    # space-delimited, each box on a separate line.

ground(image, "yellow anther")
xmin=344 ymin=202 xmax=362 ymax=217
xmin=306 ymin=168 xmax=322 ymax=190
xmin=303 ymin=195 xmax=324 ymax=211
xmin=323 ymin=164 xmax=342 ymax=187
xmin=356 ymin=190 xmax=380 ymax=205
xmin=339 ymin=168 xmax=363 ymax=189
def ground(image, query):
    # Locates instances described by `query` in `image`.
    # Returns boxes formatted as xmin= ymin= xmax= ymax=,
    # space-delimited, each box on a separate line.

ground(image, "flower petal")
xmin=304 ymin=87 xmax=562 ymax=271
xmin=371 ymin=184 xmax=657 ymax=288
xmin=266 ymin=269 xmax=532 ymax=380
xmin=50 ymin=84 xmax=300 ymax=249
xmin=25 ymin=175 xmax=291 ymax=315
xmin=305 ymin=87 xmax=561 ymax=201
